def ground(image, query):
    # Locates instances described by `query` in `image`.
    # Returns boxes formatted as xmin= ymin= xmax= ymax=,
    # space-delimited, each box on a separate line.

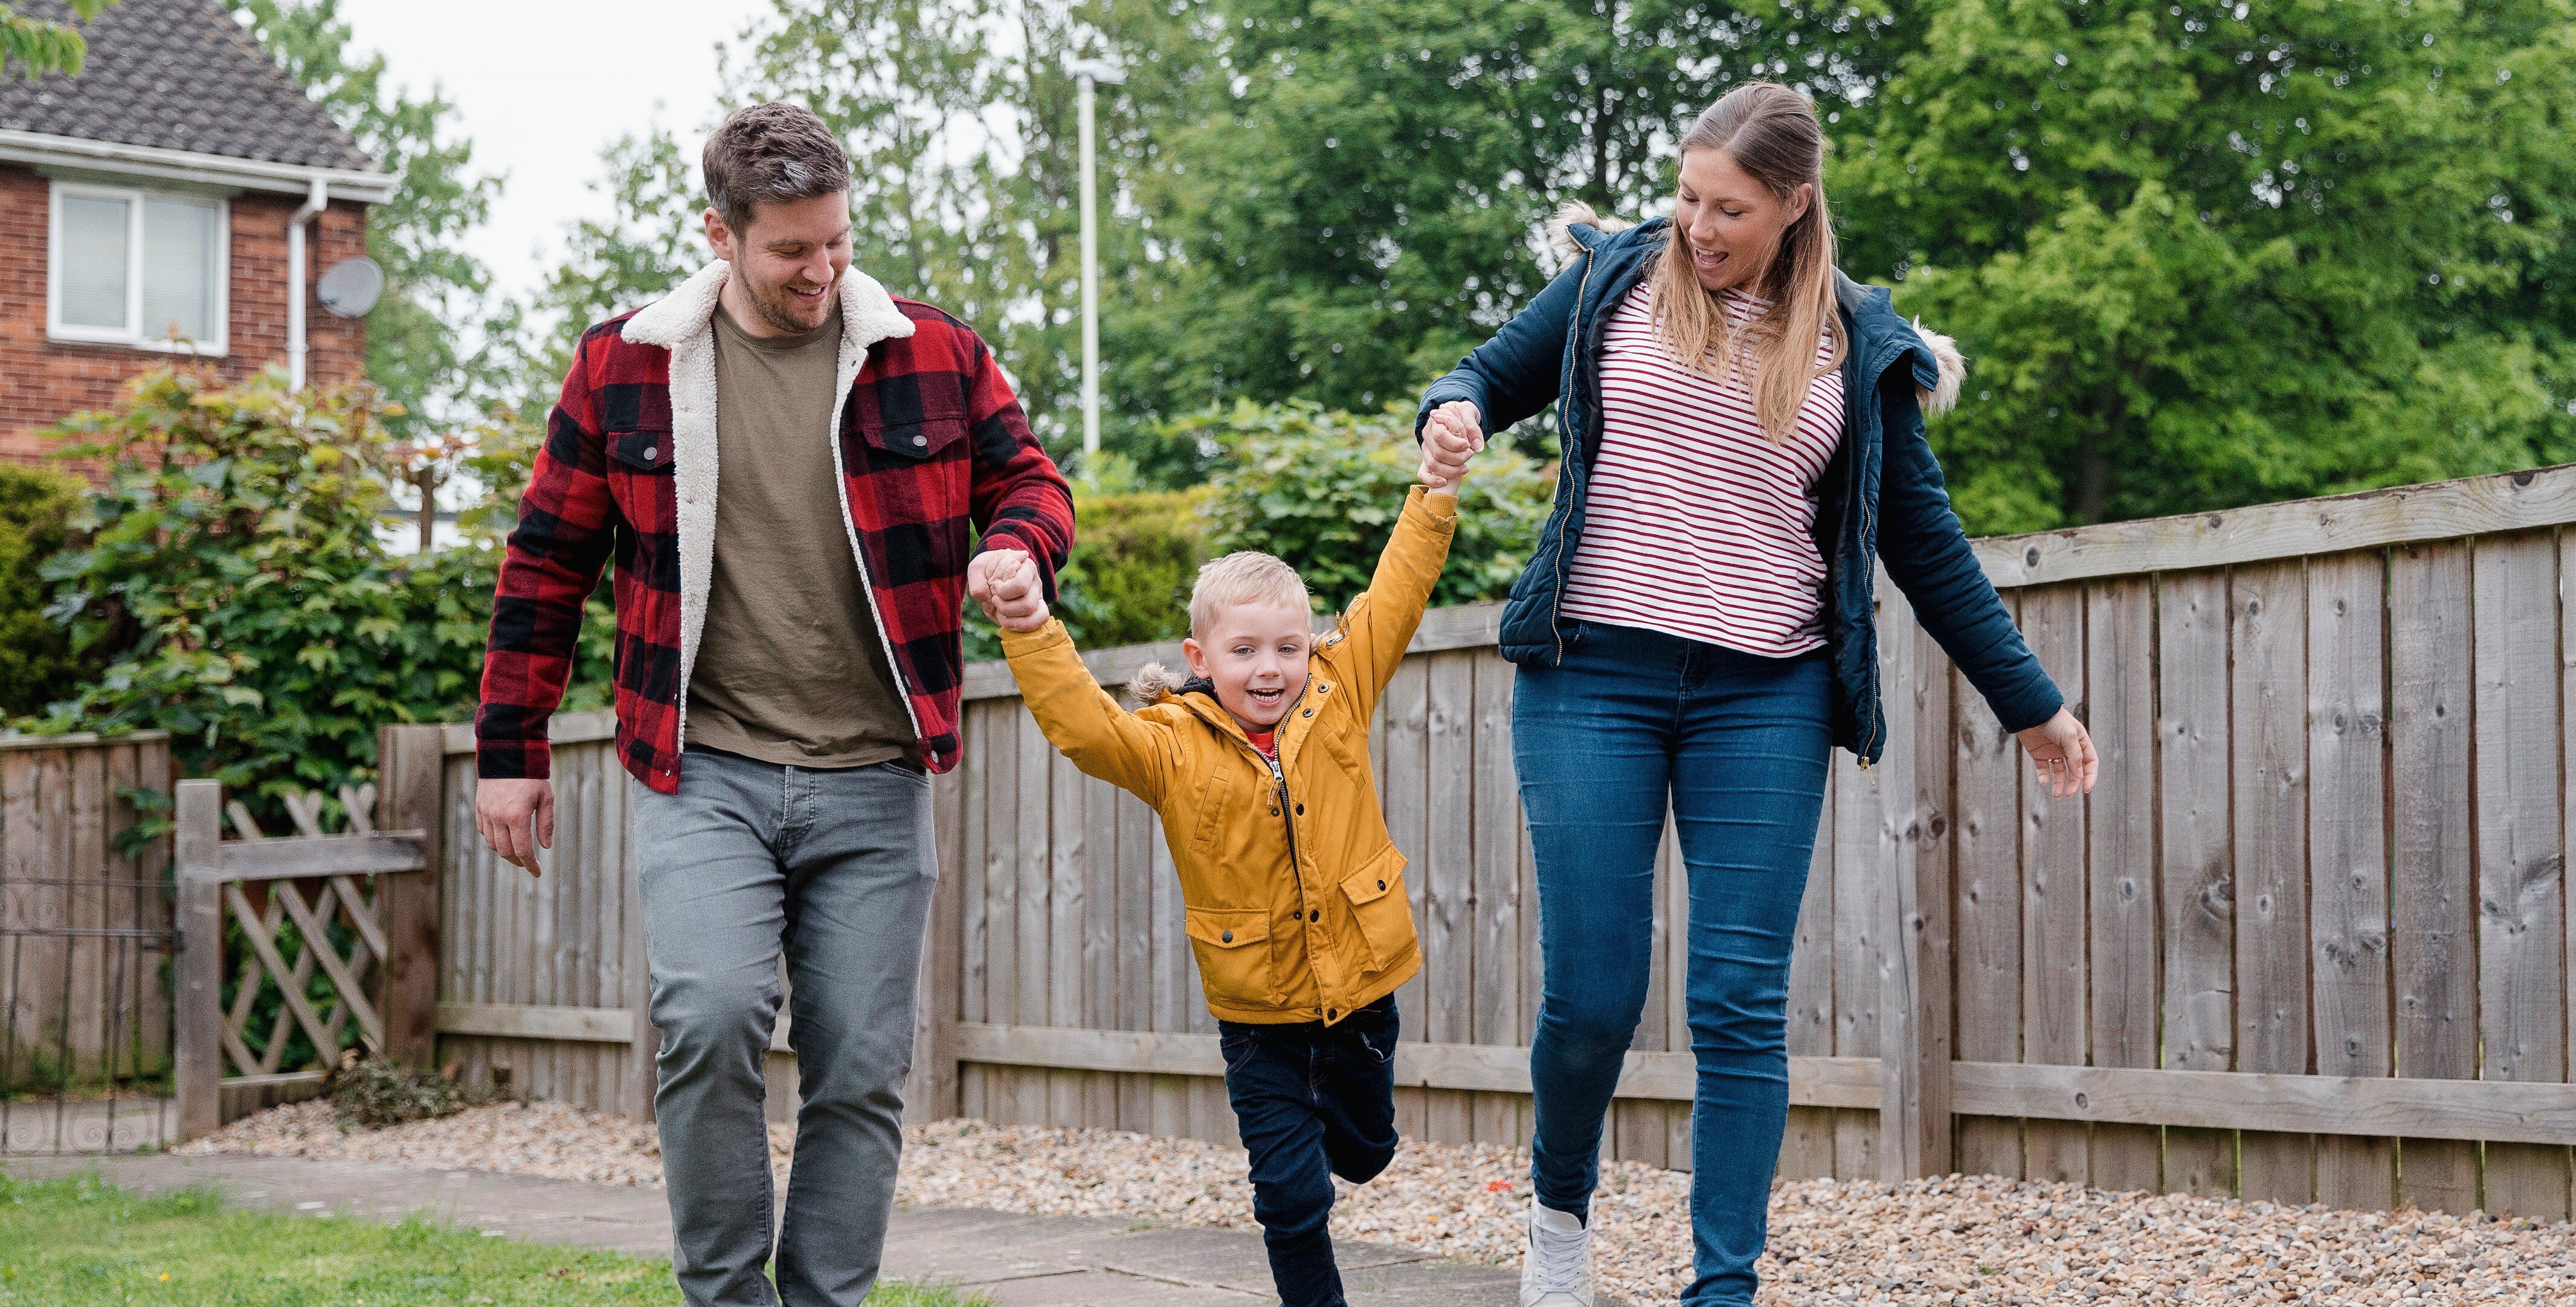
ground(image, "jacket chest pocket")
xmin=851 ymin=408 xmax=973 ymax=543
xmin=1185 ymin=908 xmax=1276 ymax=1007
xmin=1337 ymin=847 xmax=1414 ymax=975
xmin=604 ymin=428 xmax=676 ymax=535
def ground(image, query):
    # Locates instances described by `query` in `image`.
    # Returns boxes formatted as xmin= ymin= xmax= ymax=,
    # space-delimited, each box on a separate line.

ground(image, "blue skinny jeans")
xmin=1513 ymin=620 xmax=1832 ymax=1307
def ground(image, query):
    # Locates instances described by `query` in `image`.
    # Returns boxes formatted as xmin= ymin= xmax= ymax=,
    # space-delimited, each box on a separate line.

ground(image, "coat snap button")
xmin=1302 ymin=708 xmax=1313 ymax=717
xmin=1376 ymin=879 xmax=1386 ymax=891
xmin=913 ymin=433 xmax=928 ymax=447
xmin=1309 ymin=909 xmax=1320 ymax=921
xmin=1220 ymin=930 xmax=1234 ymax=943
xmin=642 ymin=445 xmax=658 ymax=460
xmin=1295 ymin=803 xmax=1304 ymax=815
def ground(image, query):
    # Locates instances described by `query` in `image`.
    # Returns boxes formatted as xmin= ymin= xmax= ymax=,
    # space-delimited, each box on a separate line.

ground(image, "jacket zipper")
xmin=1851 ymin=334 xmax=1907 ymax=770
xmin=1234 ymin=691 xmax=1318 ymax=1012
xmin=822 ymin=394 xmax=928 ymax=754
xmin=1552 ymin=247 xmax=1603 ymax=667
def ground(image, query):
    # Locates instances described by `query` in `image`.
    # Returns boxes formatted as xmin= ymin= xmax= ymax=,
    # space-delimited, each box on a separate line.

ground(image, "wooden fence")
xmin=411 ymin=463 xmax=2576 ymax=1218
xmin=1 ymin=731 xmax=176 ymax=1154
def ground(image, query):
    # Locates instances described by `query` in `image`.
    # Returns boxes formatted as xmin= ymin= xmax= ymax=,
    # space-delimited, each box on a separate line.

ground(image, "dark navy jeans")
xmin=1513 ymin=621 xmax=1832 ymax=1307
xmin=1217 ymin=992 xmax=1402 ymax=1307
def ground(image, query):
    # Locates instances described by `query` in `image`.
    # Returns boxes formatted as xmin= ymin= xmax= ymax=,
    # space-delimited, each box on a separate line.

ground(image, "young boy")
xmin=970 ymin=451 xmax=1472 ymax=1307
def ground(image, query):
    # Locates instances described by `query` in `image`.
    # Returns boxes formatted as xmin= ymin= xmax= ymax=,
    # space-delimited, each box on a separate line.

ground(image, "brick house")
xmin=0 ymin=0 xmax=395 ymax=470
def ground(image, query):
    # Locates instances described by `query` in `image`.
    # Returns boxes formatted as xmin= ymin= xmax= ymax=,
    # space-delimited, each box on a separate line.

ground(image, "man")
xmin=472 ymin=102 xmax=1069 ymax=1307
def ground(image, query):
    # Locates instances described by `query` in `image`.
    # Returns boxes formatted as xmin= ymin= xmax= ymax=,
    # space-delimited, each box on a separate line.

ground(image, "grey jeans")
xmin=630 ymin=745 xmax=937 ymax=1307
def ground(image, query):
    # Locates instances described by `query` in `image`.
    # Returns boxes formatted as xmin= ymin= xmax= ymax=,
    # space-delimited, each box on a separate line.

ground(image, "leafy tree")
xmin=1832 ymin=0 xmax=2576 ymax=533
xmin=499 ymin=123 xmax=706 ymax=419
xmin=0 ymin=465 xmax=89 ymax=717
xmin=1 ymin=0 xmax=112 ymax=80
xmin=239 ymin=0 xmax=507 ymax=437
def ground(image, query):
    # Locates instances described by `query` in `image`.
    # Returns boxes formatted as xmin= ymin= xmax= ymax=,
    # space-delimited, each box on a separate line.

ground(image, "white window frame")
xmin=45 ymin=179 xmax=230 ymax=356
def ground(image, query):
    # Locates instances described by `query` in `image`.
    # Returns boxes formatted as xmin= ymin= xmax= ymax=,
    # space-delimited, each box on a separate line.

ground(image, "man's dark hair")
xmin=702 ymin=103 xmax=851 ymax=235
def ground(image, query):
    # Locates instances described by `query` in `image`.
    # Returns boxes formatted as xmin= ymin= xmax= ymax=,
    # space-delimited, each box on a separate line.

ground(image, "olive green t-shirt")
xmin=685 ymin=299 xmax=919 ymax=769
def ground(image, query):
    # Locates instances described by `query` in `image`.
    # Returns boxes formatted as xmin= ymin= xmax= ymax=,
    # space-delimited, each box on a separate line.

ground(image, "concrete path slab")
xmin=4 ymin=1153 xmax=1598 ymax=1305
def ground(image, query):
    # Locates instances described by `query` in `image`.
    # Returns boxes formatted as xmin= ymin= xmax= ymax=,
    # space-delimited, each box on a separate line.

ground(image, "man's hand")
xmin=1418 ymin=401 xmax=1484 ymax=490
xmin=2017 ymin=707 xmax=2100 ymax=800
xmin=967 ymin=547 xmax=1049 ymax=632
xmin=475 ymin=778 xmax=555 ymax=876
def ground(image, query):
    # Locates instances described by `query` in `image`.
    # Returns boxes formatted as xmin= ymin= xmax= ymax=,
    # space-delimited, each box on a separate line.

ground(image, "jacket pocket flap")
xmin=860 ymin=416 xmax=968 ymax=461
xmin=1185 ymin=908 xmax=1270 ymax=949
xmin=1339 ymin=848 xmax=1406 ymax=906
xmin=608 ymin=428 xmax=673 ymax=472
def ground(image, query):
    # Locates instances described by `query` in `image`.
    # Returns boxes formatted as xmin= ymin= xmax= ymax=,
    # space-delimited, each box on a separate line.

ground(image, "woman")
xmin=1414 ymin=83 xmax=2098 ymax=1307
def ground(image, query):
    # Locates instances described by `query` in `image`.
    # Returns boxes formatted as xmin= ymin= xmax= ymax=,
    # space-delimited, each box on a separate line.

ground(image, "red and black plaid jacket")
xmin=477 ymin=285 xmax=1074 ymax=793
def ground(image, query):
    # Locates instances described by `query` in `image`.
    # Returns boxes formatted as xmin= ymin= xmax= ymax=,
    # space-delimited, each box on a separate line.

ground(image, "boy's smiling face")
xmin=1182 ymin=601 xmax=1313 ymax=735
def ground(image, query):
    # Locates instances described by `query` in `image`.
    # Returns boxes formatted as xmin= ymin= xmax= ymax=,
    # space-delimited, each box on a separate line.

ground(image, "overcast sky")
xmin=330 ymin=0 xmax=771 ymax=305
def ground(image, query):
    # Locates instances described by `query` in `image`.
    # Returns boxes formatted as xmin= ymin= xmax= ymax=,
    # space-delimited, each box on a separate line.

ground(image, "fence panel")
xmin=1 ymin=733 xmax=174 ymax=1154
xmin=402 ymin=463 xmax=2576 ymax=1215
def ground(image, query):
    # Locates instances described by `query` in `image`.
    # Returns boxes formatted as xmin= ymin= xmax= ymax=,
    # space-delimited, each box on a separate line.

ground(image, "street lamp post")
xmin=1066 ymin=57 xmax=1124 ymax=475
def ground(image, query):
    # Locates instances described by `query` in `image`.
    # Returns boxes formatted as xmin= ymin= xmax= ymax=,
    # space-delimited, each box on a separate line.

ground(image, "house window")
xmin=47 ymin=181 xmax=229 ymax=353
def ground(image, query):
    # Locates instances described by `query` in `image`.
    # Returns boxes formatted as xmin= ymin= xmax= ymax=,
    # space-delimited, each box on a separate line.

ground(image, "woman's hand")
xmin=2017 ymin=708 xmax=2098 ymax=799
xmin=1418 ymin=401 xmax=1485 ymax=489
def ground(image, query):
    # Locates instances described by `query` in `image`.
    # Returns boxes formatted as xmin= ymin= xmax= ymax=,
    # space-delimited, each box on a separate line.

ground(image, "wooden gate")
xmin=171 ymin=726 xmax=442 ymax=1137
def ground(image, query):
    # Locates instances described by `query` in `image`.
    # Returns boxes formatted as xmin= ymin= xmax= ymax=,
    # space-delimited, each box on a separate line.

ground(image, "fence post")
xmin=171 ymin=779 xmax=222 ymax=1140
xmin=907 ymin=767 xmax=966 ymax=1122
xmin=1877 ymin=578 xmax=1955 ymax=1180
xmin=376 ymin=725 xmax=443 ymax=1069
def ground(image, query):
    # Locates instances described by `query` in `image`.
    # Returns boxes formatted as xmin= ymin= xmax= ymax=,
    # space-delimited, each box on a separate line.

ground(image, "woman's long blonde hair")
xmin=1646 ymin=82 xmax=1846 ymax=444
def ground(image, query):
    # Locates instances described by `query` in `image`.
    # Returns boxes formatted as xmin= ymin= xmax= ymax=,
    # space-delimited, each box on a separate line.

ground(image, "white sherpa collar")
xmin=623 ymin=259 xmax=918 ymax=351
xmin=618 ymin=259 xmax=921 ymax=755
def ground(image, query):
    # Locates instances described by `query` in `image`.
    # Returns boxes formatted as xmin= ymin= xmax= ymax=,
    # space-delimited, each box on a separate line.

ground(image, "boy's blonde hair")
xmin=1187 ymin=550 xmax=1311 ymax=638
xmin=1128 ymin=551 xmax=1312 ymax=703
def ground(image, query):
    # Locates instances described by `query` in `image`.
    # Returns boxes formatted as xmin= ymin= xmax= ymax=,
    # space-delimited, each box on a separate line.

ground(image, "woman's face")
xmin=1673 ymin=148 xmax=1812 ymax=295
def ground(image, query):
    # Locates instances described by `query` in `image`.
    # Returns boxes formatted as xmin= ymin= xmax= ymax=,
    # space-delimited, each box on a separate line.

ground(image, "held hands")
xmin=475 ymin=778 xmax=554 ymax=877
xmin=2017 ymin=707 xmax=2100 ymax=799
xmin=968 ymin=547 xmax=1049 ymax=633
xmin=1418 ymin=401 xmax=1484 ymax=491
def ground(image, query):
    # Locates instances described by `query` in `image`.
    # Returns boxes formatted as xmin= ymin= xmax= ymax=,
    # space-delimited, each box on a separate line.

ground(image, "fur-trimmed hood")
xmin=1124 ymin=662 xmax=1203 ymax=706
xmin=1545 ymin=200 xmax=1965 ymax=416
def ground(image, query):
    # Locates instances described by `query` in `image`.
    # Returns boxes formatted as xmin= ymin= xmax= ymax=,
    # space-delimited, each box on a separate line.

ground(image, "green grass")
xmin=0 ymin=1172 xmax=987 ymax=1305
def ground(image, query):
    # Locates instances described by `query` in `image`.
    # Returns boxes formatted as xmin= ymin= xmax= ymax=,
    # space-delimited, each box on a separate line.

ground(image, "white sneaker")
xmin=1521 ymin=1196 xmax=1595 ymax=1307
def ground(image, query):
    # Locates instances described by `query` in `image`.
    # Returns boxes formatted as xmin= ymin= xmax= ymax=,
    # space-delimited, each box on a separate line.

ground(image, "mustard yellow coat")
xmin=1000 ymin=486 xmax=1457 ymax=1025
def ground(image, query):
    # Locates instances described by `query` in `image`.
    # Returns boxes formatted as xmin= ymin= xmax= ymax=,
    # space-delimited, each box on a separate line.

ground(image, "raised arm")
xmin=1413 ymin=257 xmax=1586 ymax=444
xmin=1332 ymin=486 xmax=1459 ymax=720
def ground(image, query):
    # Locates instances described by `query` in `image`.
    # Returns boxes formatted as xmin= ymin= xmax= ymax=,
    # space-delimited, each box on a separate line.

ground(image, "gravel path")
xmin=182 ymin=1103 xmax=2576 ymax=1305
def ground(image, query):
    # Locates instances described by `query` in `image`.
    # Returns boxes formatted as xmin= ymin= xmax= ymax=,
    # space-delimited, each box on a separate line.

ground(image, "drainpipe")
xmin=287 ymin=177 xmax=327 ymax=389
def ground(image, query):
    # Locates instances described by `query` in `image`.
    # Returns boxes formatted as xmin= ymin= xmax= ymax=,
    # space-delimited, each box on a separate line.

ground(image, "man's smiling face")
xmin=705 ymin=190 xmax=852 ymax=335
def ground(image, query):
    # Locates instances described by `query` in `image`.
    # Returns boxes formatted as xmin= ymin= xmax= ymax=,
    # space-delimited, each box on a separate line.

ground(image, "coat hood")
xmin=1546 ymin=201 xmax=1965 ymax=415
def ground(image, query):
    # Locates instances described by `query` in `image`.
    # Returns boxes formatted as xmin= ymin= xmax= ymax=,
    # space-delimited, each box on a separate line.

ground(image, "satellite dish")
xmin=315 ymin=256 xmax=385 ymax=318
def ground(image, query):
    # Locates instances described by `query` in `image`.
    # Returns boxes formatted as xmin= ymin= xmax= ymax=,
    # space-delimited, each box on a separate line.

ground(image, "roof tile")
xmin=0 ymin=0 xmax=379 ymax=173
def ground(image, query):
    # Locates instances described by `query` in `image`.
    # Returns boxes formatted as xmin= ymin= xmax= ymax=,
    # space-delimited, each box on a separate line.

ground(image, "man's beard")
xmin=745 ymin=273 xmax=835 ymax=334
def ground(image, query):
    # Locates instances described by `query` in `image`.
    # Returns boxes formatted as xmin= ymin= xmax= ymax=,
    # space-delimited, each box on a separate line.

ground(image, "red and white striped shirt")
xmin=1560 ymin=286 xmax=1846 ymax=657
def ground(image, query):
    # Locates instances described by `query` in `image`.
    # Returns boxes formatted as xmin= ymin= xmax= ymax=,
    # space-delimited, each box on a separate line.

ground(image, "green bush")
xmin=0 ymin=465 xmax=90 ymax=718
xmin=30 ymin=368 xmax=609 ymax=821
xmin=1193 ymin=399 xmax=1555 ymax=614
